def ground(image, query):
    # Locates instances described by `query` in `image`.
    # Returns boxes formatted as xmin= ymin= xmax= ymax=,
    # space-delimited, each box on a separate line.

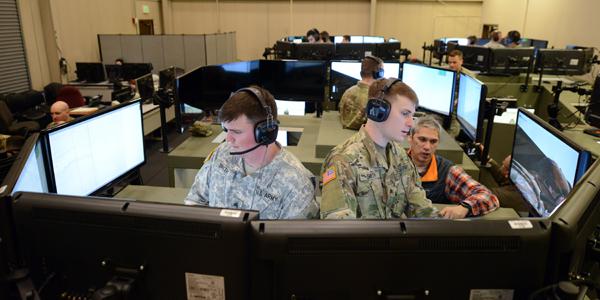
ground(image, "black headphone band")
xmin=379 ymin=78 xmax=402 ymax=100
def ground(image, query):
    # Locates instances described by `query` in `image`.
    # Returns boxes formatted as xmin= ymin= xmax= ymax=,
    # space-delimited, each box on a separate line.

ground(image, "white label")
xmin=0 ymin=185 xmax=6 ymax=194
xmin=470 ymin=289 xmax=514 ymax=300
xmin=220 ymin=209 xmax=242 ymax=218
xmin=569 ymin=58 xmax=579 ymax=66
xmin=508 ymin=220 xmax=533 ymax=229
xmin=185 ymin=273 xmax=225 ymax=300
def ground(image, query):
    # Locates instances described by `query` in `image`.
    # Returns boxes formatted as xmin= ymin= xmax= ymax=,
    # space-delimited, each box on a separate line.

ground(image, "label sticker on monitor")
xmin=508 ymin=220 xmax=533 ymax=229
xmin=469 ymin=289 xmax=514 ymax=300
xmin=220 ymin=209 xmax=242 ymax=218
xmin=569 ymin=59 xmax=579 ymax=66
xmin=0 ymin=185 xmax=6 ymax=194
xmin=185 ymin=273 xmax=225 ymax=300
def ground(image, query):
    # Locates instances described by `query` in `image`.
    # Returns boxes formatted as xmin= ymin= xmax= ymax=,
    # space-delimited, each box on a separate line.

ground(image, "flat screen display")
xmin=401 ymin=62 xmax=456 ymax=116
xmin=12 ymin=139 xmax=48 ymax=195
xmin=456 ymin=73 xmax=486 ymax=141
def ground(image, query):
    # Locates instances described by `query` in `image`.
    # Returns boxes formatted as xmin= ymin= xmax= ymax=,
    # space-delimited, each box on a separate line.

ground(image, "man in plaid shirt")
xmin=407 ymin=115 xmax=499 ymax=218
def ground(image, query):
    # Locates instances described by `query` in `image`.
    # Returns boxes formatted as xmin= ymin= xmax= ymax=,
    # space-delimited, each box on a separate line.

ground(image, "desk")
xmin=115 ymin=185 xmax=519 ymax=220
xmin=142 ymin=103 xmax=176 ymax=136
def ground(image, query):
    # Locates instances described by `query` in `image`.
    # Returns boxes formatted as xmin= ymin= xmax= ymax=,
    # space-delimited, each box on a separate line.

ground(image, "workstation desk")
xmin=168 ymin=111 xmax=480 ymax=187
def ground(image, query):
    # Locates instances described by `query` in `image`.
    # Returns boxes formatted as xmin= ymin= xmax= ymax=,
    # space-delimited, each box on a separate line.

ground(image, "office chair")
xmin=0 ymin=101 xmax=40 ymax=137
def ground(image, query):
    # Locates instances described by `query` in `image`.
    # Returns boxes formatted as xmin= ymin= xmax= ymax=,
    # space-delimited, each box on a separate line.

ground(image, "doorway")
xmin=139 ymin=19 xmax=154 ymax=35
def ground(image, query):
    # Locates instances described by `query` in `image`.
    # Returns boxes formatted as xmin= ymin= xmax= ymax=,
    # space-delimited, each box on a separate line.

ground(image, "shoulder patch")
xmin=322 ymin=166 xmax=337 ymax=186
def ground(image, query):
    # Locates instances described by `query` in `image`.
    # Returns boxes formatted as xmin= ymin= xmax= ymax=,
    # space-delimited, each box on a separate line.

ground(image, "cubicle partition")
xmin=98 ymin=32 xmax=237 ymax=72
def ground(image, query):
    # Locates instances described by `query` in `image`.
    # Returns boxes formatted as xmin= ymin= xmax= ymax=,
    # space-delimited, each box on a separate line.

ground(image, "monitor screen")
xmin=75 ymin=62 xmax=106 ymax=83
xmin=159 ymin=66 xmax=184 ymax=91
xmin=329 ymin=61 xmax=400 ymax=102
xmin=363 ymin=36 xmax=385 ymax=43
xmin=375 ymin=42 xmax=401 ymax=60
xmin=456 ymin=73 xmax=486 ymax=142
xmin=401 ymin=62 xmax=456 ymax=116
xmin=510 ymin=109 xmax=591 ymax=217
xmin=104 ymin=64 xmax=122 ymax=82
xmin=259 ymin=60 xmax=326 ymax=102
xmin=274 ymin=41 xmax=294 ymax=59
xmin=275 ymin=100 xmax=305 ymax=116
xmin=293 ymin=43 xmax=335 ymax=60
xmin=489 ymin=48 xmax=535 ymax=75
xmin=121 ymin=63 xmax=153 ymax=81
xmin=135 ymin=73 xmax=155 ymax=102
xmin=536 ymin=49 xmax=593 ymax=75
xmin=251 ymin=219 xmax=552 ymax=299
xmin=440 ymin=37 xmax=469 ymax=46
xmin=456 ymin=45 xmax=491 ymax=72
xmin=334 ymin=43 xmax=377 ymax=60
xmin=45 ymin=100 xmax=146 ymax=196
xmin=1 ymin=133 xmax=49 ymax=196
xmin=176 ymin=61 xmax=260 ymax=111
xmin=13 ymin=192 xmax=259 ymax=299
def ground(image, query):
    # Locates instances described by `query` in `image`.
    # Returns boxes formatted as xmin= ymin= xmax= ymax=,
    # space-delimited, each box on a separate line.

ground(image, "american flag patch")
xmin=322 ymin=167 xmax=337 ymax=185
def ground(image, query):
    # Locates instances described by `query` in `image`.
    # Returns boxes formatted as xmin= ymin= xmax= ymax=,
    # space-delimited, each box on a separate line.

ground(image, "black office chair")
xmin=0 ymin=101 xmax=40 ymax=137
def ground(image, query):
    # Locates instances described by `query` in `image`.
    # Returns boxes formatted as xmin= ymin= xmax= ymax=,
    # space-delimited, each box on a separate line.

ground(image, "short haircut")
xmin=448 ymin=49 xmax=463 ymax=59
xmin=360 ymin=55 xmax=383 ymax=78
xmin=306 ymin=28 xmax=320 ymax=41
xmin=467 ymin=35 xmax=477 ymax=45
xmin=491 ymin=30 xmax=502 ymax=42
xmin=507 ymin=30 xmax=521 ymax=44
xmin=343 ymin=35 xmax=351 ymax=41
xmin=218 ymin=86 xmax=277 ymax=124
xmin=368 ymin=78 xmax=419 ymax=105
xmin=410 ymin=114 xmax=442 ymax=137
xmin=320 ymin=31 xmax=330 ymax=42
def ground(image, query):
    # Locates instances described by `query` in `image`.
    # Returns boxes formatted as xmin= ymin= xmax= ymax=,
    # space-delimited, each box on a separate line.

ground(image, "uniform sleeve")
xmin=444 ymin=165 xmax=500 ymax=216
xmin=403 ymin=160 xmax=440 ymax=218
xmin=339 ymin=88 xmax=366 ymax=130
xmin=279 ymin=174 xmax=319 ymax=219
xmin=183 ymin=146 xmax=219 ymax=206
xmin=320 ymin=155 xmax=359 ymax=219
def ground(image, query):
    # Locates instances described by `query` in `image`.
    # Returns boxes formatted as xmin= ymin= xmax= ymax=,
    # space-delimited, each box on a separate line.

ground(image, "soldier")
xmin=321 ymin=78 xmax=439 ymax=219
xmin=184 ymin=86 xmax=318 ymax=219
xmin=407 ymin=115 xmax=499 ymax=218
xmin=338 ymin=55 xmax=384 ymax=130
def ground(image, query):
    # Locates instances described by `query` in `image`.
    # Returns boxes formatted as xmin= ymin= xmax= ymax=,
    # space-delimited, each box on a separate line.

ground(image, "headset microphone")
xmin=230 ymin=143 xmax=263 ymax=155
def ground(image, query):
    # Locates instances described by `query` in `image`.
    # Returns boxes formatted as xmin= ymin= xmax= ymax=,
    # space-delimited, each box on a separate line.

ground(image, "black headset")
xmin=236 ymin=87 xmax=279 ymax=145
xmin=366 ymin=78 xmax=401 ymax=122
xmin=364 ymin=56 xmax=384 ymax=79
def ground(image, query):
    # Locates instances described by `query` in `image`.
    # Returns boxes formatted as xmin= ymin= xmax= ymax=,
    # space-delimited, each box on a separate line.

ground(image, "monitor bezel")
xmin=456 ymin=72 xmax=487 ymax=143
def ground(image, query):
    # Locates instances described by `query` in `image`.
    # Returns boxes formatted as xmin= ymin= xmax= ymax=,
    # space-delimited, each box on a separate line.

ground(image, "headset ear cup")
xmin=255 ymin=120 xmax=279 ymax=145
xmin=366 ymin=98 xmax=391 ymax=122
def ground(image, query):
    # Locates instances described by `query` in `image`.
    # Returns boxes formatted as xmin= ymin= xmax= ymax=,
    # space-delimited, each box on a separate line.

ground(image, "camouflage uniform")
xmin=320 ymin=128 xmax=439 ymax=219
xmin=184 ymin=142 xmax=319 ymax=219
xmin=338 ymin=81 xmax=369 ymax=130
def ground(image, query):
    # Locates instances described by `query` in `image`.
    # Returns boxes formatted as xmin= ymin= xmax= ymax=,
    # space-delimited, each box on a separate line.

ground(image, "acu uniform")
xmin=339 ymin=81 xmax=370 ymax=130
xmin=320 ymin=128 xmax=439 ymax=219
xmin=185 ymin=142 xmax=319 ymax=219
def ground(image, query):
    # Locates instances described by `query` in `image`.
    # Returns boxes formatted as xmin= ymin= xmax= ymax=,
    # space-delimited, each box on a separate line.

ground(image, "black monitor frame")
xmin=456 ymin=73 xmax=487 ymax=143
xmin=258 ymin=59 xmax=327 ymax=103
xmin=251 ymin=219 xmax=552 ymax=299
xmin=13 ymin=191 xmax=259 ymax=300
xmin=104 ymin=64 xmax=122 ymax=82
xmin=535 ymin=48 xmax=593 ymax=76
xmin=42 ymin=99 xmax=146 ymax=196
xmin=121 ymin=63 xmax=153 ymax=81
xmin=274 ymin=41 xmax=294 ymax=59
xmin=456 ymin=45 xmax=491 ymax=72
xmin=75 ymin=62 xmax=107 ymax=83
xmin=509 ymin=108 xmax=592 ymax=217
xmin=293 ymin=43 xmax=335 ymax=60
xmin=489 ymin=47 xmax=535 ymax=75
xmin=158 ymin=66 xmax=184 ymax=91
xmin=334 ymin=43 xmax=377 ymax=60
xmin=375 ymin=42 xmax=401 ymax=60
xmin=135 ymin=73 xmax=155 ymax=102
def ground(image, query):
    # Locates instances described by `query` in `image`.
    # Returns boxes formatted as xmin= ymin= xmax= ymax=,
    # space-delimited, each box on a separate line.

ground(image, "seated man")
xmin=338 ymin=55 xmax=384 ymax=130
xmin=321 ymin=78 xmax=439 ymax=219
xmin=407 ymin=115 xmax=499 ymax=218
xmin=47 ymin=101 xmax=73 ymax=129
xmin=184 ymin=86 xmax=318 ymax=219
xmin=447 ymin=49 xmax=476 ymax=77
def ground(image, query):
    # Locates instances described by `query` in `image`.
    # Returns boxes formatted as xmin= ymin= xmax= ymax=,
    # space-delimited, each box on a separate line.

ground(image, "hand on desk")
xmin=439 ymin=205 xmax=469 ymax=219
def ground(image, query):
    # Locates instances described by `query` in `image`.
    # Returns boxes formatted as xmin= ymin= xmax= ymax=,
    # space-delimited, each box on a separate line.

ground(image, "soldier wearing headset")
xmin=338 ymin=55 xmax=385 ymax=130
xmin=184 ymin=86 xmax=319 ymax=219
xmin=320 ymin=78 xmax=441 ymax=219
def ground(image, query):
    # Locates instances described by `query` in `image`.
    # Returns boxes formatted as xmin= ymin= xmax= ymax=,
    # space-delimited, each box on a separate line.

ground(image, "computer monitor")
xmin=158 ymin=66 xmax=184 ymax=91
xmin=489 ymin=48 xmax=535 ymax=75
xmin=401 ymin=62 xmax=456 ymax=118
xmin=13 ymin=192 xmax=259 ymax=299
xmin=0 ymin=133 xmax=48 ymax=196
xmin=334 ymin=43 xmax=377 ymax=60
xmin=536 ymin=48 xmax=593 ymax=75
xmin=250 ymin=219 xmax=552 ymax=299
xmin=329 ymin=61 xmax=400 ymax=102
xmin=284 ymin=35 xmax=305 ymax=43
xmin=44 ymin=100 xmax=146 ymax=196
xmin=121 ymin=63 xmax=153 ymax=81
xmin=293 ymin=43 xmax=335 ymax=60
xmin=274 ymin=41 xmax=294 ymax=59
xmin=104 ymin=64 xmax=123 ymax=82
xmin=585 ymin=75 xmax=600 ymax=128
xmin=258 ymin=60 xmax=326 ymax=103
xmin=135 ymin=73 xmax=154 ymax=102
xmin=176 ymin=61 xmax=260 ymax=111
xmin=509 ymin=108 xmax=591 ymax=217
xmin=440 ymin=37 xmax=469 ymax=46
xmin=75 ymin=62 xmax=106 ymax=83
xmin=375 ymin=42 xmax=401 ymax=60
xmin=456 ymin=73 xmax=487 ymax=142
xmin=520 ymin=38 xmax=548 ymax=50
xmin=475 ymin=38 xmax=490 ymax=46
xmin=456 ymin=45 xmax=491 ymax=72
xmin=363 ymin=36 xmax=385 ymax=43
